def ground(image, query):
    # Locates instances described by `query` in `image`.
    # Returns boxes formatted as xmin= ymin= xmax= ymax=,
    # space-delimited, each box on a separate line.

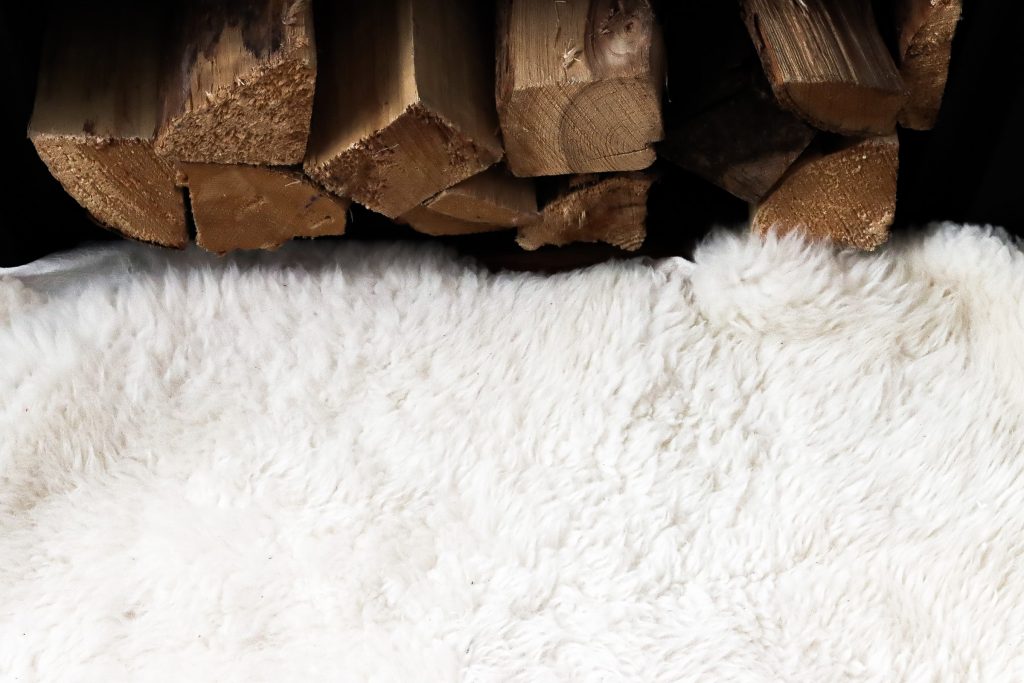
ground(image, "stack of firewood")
xmin=28 ymin=0 xmax=959 ymax=256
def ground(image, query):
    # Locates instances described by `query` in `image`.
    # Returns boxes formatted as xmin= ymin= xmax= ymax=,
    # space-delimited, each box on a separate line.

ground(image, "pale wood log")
xmin=752 ymin=135 xmax=899 ymax=250
xmin=496 ymin=0 xmax=665 ymax=177
xmin=155 ymin=0 xmax=317 ymax=165
xmin=517 ymin=173 xmax=652 ymax=250
xmin=181 ymin=163 xmax=348 ymax=254
xmin=28 ymin=4 xmax=186 ymax=247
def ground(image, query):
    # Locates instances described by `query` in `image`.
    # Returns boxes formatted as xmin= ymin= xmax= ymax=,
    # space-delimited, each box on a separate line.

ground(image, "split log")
xmin=304 ymin=0 xmax=503 ymax=218
xmin=517 ymin=173 xmax=652 ymax=251
xmin=28 ymin=4 xmax=186 ymax=248
xmin=399 ymin=206 xmax=509 ymax=237
xmin=741 ymin=0 xmax=907 ymax=135
xmin=401 ymin=166 xmax=537 ymax=236
xmin=752 ymin=135 xmax=899 ymax=250
xmin=496 ymin=0 xmax=665 ymax=177
xmin=155 ymin=0 xmax=317 ymax=165
xmin=661 ymin=75 xmax=814 ymax=203
xmin=896 ymin=0 xmax=962 ymax=130
xmin=181 ymin=164 xmax=349 ymax=254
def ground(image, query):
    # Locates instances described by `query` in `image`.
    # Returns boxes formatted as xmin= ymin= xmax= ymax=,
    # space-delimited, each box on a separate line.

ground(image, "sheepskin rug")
xmin=2 ymin=224 xmax=1023 ymax=681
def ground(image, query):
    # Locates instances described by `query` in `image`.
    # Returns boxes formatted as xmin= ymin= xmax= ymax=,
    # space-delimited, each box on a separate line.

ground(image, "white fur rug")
xmin=2 ymin=224 xmax=1024 ymax=681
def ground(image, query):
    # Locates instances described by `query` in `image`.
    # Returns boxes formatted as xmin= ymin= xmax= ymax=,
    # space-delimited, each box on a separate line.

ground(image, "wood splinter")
xmin=741 ymin=0 xmax=907 ymax=135
xmin=752 ymin=135 xmax=899 ymax=251
xmin=182 ymin=164 xmax=349 ymax=254
xmin=517 ymin=173 xmax=653 ymax=251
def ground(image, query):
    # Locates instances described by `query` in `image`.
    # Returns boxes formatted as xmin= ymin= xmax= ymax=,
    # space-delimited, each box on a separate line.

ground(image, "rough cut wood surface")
xmin=156 ymin=0 xmax=316 ymax=166
xmin=661 ymin=77 xmax=814 ymax=202
xmin=517 ymin=173 xmax=652 ymax=250
xmin=496 ymin=0 xmax=665 ymax=177
xmin=896 ymin=0 xmax=962 ymax=130
xmin=742 ymin=0 xmax=907 ymax=135
xmin=28 ymin=4 xmax=186 ymax=248
xmin=182 ymin=163 xmax=348 ymax=254
xmin=399 ymin=206 xmax=510 ymax=237
xmin=304 ymin=0 xmax=503 ymax=218
xmin=752 ymin=135 xmax=899 ymax=250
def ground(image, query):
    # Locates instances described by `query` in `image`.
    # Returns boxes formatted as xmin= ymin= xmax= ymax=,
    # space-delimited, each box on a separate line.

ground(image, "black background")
xmin=2 ymin=0 xmax=1022 ymax=267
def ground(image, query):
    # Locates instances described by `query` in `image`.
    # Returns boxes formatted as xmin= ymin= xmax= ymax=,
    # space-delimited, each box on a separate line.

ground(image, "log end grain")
xmin=304 ymin=103 xmax=503 ymax=219
xmin=156 ymin=57 xmax=316 ymax=166
xmin=182 ymin=163 xmax=348 ymax=254
xmin=752 ymin=135 xmax=899 ymax=251
xmin=517 ymin=173 xmax=652 ymax=251
xmin=30 ymin=135 xmax=187 ymax=248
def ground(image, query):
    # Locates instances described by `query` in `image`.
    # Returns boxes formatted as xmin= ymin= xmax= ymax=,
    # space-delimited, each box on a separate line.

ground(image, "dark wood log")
xmin=896 ymin=0 xmax=962 ymax=129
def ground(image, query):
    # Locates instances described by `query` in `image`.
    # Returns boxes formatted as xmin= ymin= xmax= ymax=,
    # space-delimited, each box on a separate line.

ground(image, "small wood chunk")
xmin=896 ymin=0 xmax=962 ymax=130
xmin=496 ymin=0 xmax=665 ymax=177
xmin=304 ymin=0 xmax=503 ymax=218
xmin=517 ymin=173 xmax=652 ymax=251
xmin=399 ymin=206 xmax=510 ymax=237
xmin=156 ymin=0 xmax=317 ymax=165
xmin=28 ymin=4 xmax=186 ymax=248
xmin=742 ymin=0 xmax=907 ymax=135
xmin=425 ymin=166 xmax=537 ymax=226
xmin=752 ymin=135 xmax=899 ymax=250
xmin=181 ymin=164 xmax=348 ymax=253
xmin=661 ymin=79 xmax=815 ymax=202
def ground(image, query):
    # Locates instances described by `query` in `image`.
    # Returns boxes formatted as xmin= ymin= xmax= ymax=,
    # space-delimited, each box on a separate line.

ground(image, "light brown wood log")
xmin=896 ymin=0 xmax=962 ymax=130
xmin=155 ymin=0 xmax=316 ymax=165
xmin=425 ymin=166 xmax=537 ymax=226
xmin=181 ymin=164 xmax=348 ymax=254
xmin=741 ymin=0 xmax=907 ymax=135
xmin=517 ymin=173 xmax=652 ymax=251
xmin=399 ymin=165 xmax=537 ymax=236
xmin=496 ymin=0 xmax=665 ymax=177
xmin=28 ymin=4 xmax=186 ymax=248
xmin=304 ymin=0 xmax=503 ymax=219
xmin=752 ymin=135 xmax=899 ymax=250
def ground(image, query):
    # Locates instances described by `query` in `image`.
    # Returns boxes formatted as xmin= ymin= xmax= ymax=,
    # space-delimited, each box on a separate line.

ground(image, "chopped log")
xmin=181 ymin=164 xmax=349 ymax=254
xmin=517 ymin=173 xmax=652 ymax=251
xmin=28 ymin=4 xmax=186 ymax=248
xmin=741 ymin=0 xmax=907 ymax=135
xmin=752 ymin=135 xmax=899 ymax=250
xmin=661 ymin=76 xmax=815 ymax=202
xmin=399 ymin=206 xmax=510 ymax=237
xmin=304 ymin=0 xmax=503 ymax=219
xmin=496 ymin=0 xmax=665 ymax=177
xmin=425 ymin=165 xmax=537 ymax=226
xmin=400 ymin=165 xmax=538 ymax=236
xmin=896 ymin=0 xmax=962 ymax=130
xmin=155 ymin=0 xmax=317 ymax=165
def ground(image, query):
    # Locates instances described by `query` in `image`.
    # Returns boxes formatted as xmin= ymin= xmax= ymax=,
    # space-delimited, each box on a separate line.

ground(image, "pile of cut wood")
xmin=28 ymin=0 xmax=959 ymax=256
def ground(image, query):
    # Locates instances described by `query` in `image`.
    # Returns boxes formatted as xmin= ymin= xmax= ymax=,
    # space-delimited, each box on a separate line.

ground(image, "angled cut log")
xmin=181 ymin=164 xmax=349 ymax=254
xmin=896 ymin=0 xmax=962 ymax=129
xmin=741 ymin=0 xmax=907 ymax=135
xmin=400 ymin=166 xmax=537 ymax=236
xmin=28 ymin=4 xmax=186 ymax=247
xmin=304 ymin=0 xmax=503 ymax=218
xmin=752 ymin=135 xmax=899 ymax=250
xmin=517 ymin=173 xmax=652 ymax=251
xmin=156 ymin=0 xmax=317 ymax=165
xmin=496 ymin=0 xmax=665 ymax=177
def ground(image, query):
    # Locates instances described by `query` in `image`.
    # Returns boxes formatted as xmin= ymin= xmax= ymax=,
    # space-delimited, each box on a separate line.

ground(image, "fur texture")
xmin=2 ymin=225 xmax=1023 ymax=681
